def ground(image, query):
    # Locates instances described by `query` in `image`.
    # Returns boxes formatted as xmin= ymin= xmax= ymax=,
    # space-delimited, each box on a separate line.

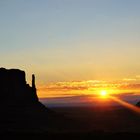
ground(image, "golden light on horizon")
xmin=100 ymin=90 xmax=108 ymax=98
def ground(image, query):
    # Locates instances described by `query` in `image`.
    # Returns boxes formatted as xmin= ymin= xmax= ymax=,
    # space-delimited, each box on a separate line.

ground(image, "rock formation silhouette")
xmin=0 ymin=68 xmax=56 ymax=132
xmin=0 ymin=68 xmax=79 ymax=133
xmin=136 ymin=101 xmax=140 ymax=107
xmin=0 ymin=68 xmax=39 ymax=103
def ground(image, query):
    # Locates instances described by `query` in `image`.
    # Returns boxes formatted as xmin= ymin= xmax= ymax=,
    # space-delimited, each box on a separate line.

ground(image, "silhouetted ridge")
xmin=136 ymin=101 xmax=140 ymax=107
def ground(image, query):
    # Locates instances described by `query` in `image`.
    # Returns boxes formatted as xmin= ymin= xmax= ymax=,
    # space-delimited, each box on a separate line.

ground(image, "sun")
xmin=100 ymin=90 xmax=108 ymax=97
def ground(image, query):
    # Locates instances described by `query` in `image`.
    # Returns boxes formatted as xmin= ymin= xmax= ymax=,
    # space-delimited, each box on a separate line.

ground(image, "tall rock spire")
xmin=32 ymin=74 xmax=38 ymax=101
xmin=32 ymin=74 xmax=36 ymax=89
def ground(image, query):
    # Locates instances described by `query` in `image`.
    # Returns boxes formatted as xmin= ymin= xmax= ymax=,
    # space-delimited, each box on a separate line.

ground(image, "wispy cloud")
xmin=37 ymin=79 xmax=140 ymax=98
xmin=118 ymin=84 xmax=140 ymax=90
xmin=123 ymin=78 xmax=136 ymax=81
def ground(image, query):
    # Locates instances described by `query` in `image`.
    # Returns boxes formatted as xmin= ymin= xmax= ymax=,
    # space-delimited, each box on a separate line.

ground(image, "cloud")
xmin=123 ymin=78 xmax=136 ymax=81
xmin=118 ymin=84 xmax=140 ymax=90
xmin=37 ymin=80 xmax=140 ymax=98
xmin=37 ymin=80 xmax=105 ymax=92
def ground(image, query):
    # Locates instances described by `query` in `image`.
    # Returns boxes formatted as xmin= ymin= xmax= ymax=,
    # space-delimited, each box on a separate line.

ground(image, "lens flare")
xmin=110 ymin=96 xmax=140 ymax=114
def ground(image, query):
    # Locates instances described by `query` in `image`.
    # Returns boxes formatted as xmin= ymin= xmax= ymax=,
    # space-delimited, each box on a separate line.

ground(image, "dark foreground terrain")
xmin=51 ymin=106 xmax=140 ymax=133
xmin=1 ymin=106 xmax=140 ymax=139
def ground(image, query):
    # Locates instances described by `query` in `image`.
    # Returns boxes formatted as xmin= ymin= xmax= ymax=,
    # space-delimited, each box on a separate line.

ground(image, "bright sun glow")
xmin=100 ymin=90 xmax=108 ymax=97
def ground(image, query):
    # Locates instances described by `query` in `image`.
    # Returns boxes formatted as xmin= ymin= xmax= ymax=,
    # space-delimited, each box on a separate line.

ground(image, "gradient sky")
xmin=0 ymin=0 xmax=140 ymax=96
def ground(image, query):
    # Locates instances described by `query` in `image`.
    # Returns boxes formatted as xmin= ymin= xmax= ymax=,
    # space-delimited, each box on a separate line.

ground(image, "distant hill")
xmin=136 ymin=101 xmax=140 ymax=107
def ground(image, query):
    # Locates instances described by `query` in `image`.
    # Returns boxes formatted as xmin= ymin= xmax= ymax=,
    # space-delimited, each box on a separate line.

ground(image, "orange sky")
xmin=37 ymin=78 xmax=140 ymax=98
